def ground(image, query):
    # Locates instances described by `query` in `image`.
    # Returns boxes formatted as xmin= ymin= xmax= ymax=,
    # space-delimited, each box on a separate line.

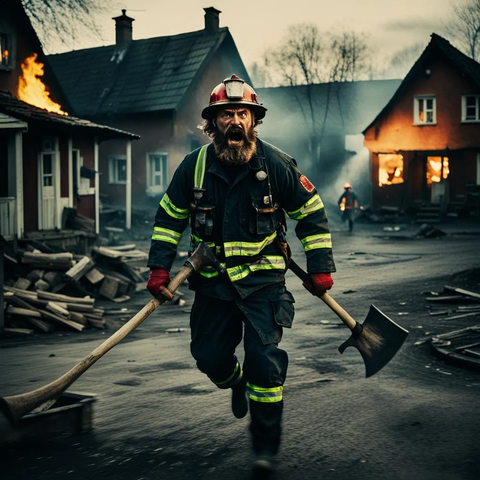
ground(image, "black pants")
xmin=189 ymin=284 xmax=294 ymax=455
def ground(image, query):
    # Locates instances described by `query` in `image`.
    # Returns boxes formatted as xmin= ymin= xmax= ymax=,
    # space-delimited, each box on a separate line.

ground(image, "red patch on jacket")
xmin=299 ymin=174 xmax=315 ymax=193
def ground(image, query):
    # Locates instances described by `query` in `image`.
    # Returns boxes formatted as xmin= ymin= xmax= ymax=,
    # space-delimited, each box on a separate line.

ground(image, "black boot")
xmin=231 ymin=378 xmax=248 ymax=419
xmin=251 ymin=453 xmax=275 ymax=479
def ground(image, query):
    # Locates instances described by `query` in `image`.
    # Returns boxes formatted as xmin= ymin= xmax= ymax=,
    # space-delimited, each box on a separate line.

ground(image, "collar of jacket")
xmin=205 ymin=139 xmax=266 ymax=184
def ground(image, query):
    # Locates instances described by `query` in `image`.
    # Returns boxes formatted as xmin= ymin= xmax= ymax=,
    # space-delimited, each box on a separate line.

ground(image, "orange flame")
xmin=17 ymin=53 xmax=68 ymax=115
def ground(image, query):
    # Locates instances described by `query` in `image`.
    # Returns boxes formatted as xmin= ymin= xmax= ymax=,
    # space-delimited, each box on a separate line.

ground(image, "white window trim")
xmin=108 ymin=154 xmax=127 ymax=185
xmin=413 ymin=95 xmax=436 ymax=125
xmin=146 ymin=152 xmax=168 ymax=196
xmin=461 ymin=94 xmax=480 ymax=123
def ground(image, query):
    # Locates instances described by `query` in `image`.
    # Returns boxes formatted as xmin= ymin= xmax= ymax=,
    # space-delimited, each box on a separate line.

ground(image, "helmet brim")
xmin=201 ymin=101 xmax=267 ymax=120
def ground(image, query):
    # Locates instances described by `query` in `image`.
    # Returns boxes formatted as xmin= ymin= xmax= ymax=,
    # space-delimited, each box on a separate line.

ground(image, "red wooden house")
xmin=363 ymin=34 xmax=480 ymax=220
xmin=0 ymin=0 xmax=138 ymax=243
xmin=48 ymin=7 xmax=252 ymax=214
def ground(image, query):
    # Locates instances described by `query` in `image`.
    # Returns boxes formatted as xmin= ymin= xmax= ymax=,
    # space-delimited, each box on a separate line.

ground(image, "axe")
xmin=0 ymin=242 xmax=225 ymax=425
xmin=289 ymin=259 xmax=408 ymax=377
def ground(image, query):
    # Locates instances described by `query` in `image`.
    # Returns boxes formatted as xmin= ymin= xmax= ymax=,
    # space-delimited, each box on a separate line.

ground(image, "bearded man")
xmin=147 ymin=75 xmax=335 ymax=477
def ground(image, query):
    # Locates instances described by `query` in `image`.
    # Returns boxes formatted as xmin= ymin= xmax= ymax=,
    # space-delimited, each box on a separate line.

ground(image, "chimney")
xmin=204 ymin=7 xmax=221 ymax=34
xmin=112 ymin=9 xmax=134 ymax=51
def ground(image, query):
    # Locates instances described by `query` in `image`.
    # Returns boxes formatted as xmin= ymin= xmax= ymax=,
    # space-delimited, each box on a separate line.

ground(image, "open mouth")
xmin=227 ymin=129 xmax=244 ymax=145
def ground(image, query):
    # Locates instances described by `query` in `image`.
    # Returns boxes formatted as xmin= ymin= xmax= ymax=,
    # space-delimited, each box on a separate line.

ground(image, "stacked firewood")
xmin=2 ymin=242 xmax=150 ymax=335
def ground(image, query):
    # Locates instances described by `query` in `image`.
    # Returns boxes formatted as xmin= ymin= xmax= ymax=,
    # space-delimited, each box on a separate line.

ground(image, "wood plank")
xmin=21 ymin=251 xmax=73 ymax=269
xmin=444 ymin=285 xmax=480 ymax=300
xmin=4 ymin=327 xmax=35 ymax=336
xmin=64 ymin=256 xmax=94 ymax=282
xmin=111 ymin=295 xmax=131 ymax=303
xmin=26 ymin=269 xmax=44 ymax=282
xmin=35 ymin=279 xmax=51 ymax=291
xmin=43 ymin=271 xmax=64 ymax=287
xmin=46 ymin=302 xmax=71 ymax=319
xmin=84 ymin=268 xmax=105 ymax=285
xmin=108 ymin=244 xmax=137 ymax=251
xmin=39 ymin=309 xmax=84 ymax=332
xmin=37 ymin=290 xmax=95 ymax=305
xmin=13 ymin=278 xmax=31 ymax=290
xmin=69 ymin=311 xmax=87 ymax=325
xmin=25 ymin=317 xmax=55 ymax=333
xmin=7 ymin=306 xmax=42 ymax=317
xmin=98 ymin=276 xmax=119 ymax=300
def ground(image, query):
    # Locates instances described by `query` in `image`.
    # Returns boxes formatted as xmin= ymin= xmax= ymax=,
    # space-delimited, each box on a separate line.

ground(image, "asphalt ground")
xmin=1 ymin=217 xmax=480 ymax=480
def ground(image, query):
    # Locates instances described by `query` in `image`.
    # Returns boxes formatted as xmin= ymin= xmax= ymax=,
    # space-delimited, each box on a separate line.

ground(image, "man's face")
xmin=215 ymin=107 xmax=254 ymax=148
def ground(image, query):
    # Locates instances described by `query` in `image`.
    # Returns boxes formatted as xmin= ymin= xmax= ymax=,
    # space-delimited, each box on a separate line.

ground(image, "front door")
xmin=39 ymin=151 xmax=56 ymax=230
xmin=426 ymin=155 xmax=450 ymax=204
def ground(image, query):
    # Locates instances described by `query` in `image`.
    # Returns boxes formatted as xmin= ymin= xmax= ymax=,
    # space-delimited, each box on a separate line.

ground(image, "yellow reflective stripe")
xmin=247 ymin=256 xmax=285 ymax=272
xmin=199 ymin=263 xmax=226 ymax=278
xmin=152 ymin=227 xmax=182 ymax=245
xmin=214 ymin=361 xmax=242 ymax=386
xmin=226 ymin=256 xmax=285 ymax=282
xmin=160 ymin=193 xmax=190 ymax=220
xmin=194 ymin=144 xmax=208 ymax=189
xmin=301 ymin=233 xmax=332 ymax=251
xmin=286 ymin=194 xmax=324 ymax=221
xmin=191 ymin=234 xmax=215 ymax=249
xmin=224 ymin=231 xmax=278 ymax=257
xmin=247 ymin=383 xmax=283 ymax=403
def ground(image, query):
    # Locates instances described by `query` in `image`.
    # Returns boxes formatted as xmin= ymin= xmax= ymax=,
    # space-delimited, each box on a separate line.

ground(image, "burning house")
xmin=364 ymin=34 xmax=480 ymax=221
xmin=0 ymin=0 xmax=139 ymax=243
xmin=48 ymin=7 xmax=251 ymax=212
xmin=256 ymin=80 xmax=401 ymax=209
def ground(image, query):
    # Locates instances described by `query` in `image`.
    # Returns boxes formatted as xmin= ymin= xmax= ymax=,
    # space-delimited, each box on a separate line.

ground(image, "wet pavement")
xmin=1 ymin=216 xmax=480 ymax=479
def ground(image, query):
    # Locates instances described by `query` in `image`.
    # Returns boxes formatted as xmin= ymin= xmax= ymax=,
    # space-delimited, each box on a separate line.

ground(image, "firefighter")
xmin=338 ymin=182 xmax=359 ymax=231
xmin=146 ymin=75 xmax=336 ymax=476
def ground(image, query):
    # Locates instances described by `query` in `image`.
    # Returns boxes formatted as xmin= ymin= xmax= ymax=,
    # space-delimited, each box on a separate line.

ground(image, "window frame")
xmin=461 ymin=94 xmax=480 ymax=123
xmin=0 ymin=32 xmax=12 ymax=70
xmin=108 ymin=155 xmax=127 ymax=185
xmin=146 ymin=152 xmax=168 ymax=196
xmin=414 ymin=95 xmax=436 ymax=125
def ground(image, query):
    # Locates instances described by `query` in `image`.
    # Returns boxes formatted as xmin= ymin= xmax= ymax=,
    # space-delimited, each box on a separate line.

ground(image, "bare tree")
xmin=21 ymin=0 xmax=117 ymax=51
xmin=445 ymin=0 xmax=480 ymax=60
xmin=263 ymin=24 xmax=370 ymax=166
xmin=374 ymin=42 xmax=426 ymax=80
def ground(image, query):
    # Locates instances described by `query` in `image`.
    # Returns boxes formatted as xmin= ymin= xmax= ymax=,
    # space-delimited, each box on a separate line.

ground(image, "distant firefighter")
xmin=338 ymin=182 xmax=359 ymax=231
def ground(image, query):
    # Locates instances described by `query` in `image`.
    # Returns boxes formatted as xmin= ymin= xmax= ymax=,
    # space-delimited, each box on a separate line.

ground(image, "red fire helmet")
xmin=201 ymin=74 xmax=267 ymax=120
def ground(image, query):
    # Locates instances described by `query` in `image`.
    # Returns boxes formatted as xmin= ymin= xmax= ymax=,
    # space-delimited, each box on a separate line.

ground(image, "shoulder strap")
xmin=194 ymin=144 xmax=208 ymax=189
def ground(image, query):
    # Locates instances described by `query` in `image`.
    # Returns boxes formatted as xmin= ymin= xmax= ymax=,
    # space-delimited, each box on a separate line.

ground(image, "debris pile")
xmin=2 ymin=239 xmax=150 ymax=336
xmin=421 ymin=277 xmax=480 ymax=370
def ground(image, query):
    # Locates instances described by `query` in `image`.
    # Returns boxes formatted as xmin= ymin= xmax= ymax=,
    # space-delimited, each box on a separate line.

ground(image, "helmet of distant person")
xmin=344 ymin=182 xmax=352 ymax=189
xmin=201 ymin=74 xmax=267 ymax=120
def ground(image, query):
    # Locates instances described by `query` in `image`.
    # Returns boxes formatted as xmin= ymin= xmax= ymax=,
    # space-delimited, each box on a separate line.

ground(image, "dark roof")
xmin=0 ymin=90 xmax=139 ymax=139
xmin=257 ymin=79 xmax=401 ymax=137
xmin=363 ymin=33 xmax=480 ymax=133
xmin=48 ymin=28 xmax=234 ymax=117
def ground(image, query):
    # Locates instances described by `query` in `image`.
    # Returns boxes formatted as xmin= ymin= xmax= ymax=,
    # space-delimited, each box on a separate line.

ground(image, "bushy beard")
xmin=212 ymin=126 xmax=257 ymax=165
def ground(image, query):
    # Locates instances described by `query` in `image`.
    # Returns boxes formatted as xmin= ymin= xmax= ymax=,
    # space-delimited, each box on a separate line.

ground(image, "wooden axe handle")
xmin=288 ymin=259 xmax=357 ymax=331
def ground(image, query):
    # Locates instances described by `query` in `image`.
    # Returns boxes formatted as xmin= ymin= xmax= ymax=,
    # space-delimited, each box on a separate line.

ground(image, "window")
xmin=109 ymin=155 xmax=127 ymax=184
xmin=0 ymin=33 xmax=11 ymax=69
xmin=73 ymin=149 xmax=94 ymax=196
xmin=378 ymin=154 xmax=404 ymax=186
xmin=427 ymin=156 xmax=449 ymax=185
xmin=146 ymin=153 xmax=168 ymax=196
xmin=462 ymin=95 xmax=480 ymax=122
xmin=414 ymin=96 xmax=436 ymax=125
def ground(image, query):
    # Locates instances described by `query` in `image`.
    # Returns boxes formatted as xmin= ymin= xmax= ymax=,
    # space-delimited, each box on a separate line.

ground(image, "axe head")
xmin=338 ymin=305 xmax=409 ymax=378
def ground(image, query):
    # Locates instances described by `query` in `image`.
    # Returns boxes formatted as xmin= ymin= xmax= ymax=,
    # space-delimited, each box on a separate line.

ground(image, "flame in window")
xmin=427 ymin=156 xmax=449 ymax=185
xmin=2 ymin=49 xmax=8 ymax=62
xmin=378 ymin=154 xmax=404 ymax=186
xmin=17 ymin=53 xmax=68 ymax=115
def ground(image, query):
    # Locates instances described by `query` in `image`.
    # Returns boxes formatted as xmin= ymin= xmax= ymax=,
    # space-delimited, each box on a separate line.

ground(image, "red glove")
xmin=303 ymin=273 xmax=334 ymax=296
xmin=147 ymin=268 xmax=173 ymax=300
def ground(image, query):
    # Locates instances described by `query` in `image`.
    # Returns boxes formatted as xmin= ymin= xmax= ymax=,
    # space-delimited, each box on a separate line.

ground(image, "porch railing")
xmin=0 ymin=197 xmax=16 ymax=238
